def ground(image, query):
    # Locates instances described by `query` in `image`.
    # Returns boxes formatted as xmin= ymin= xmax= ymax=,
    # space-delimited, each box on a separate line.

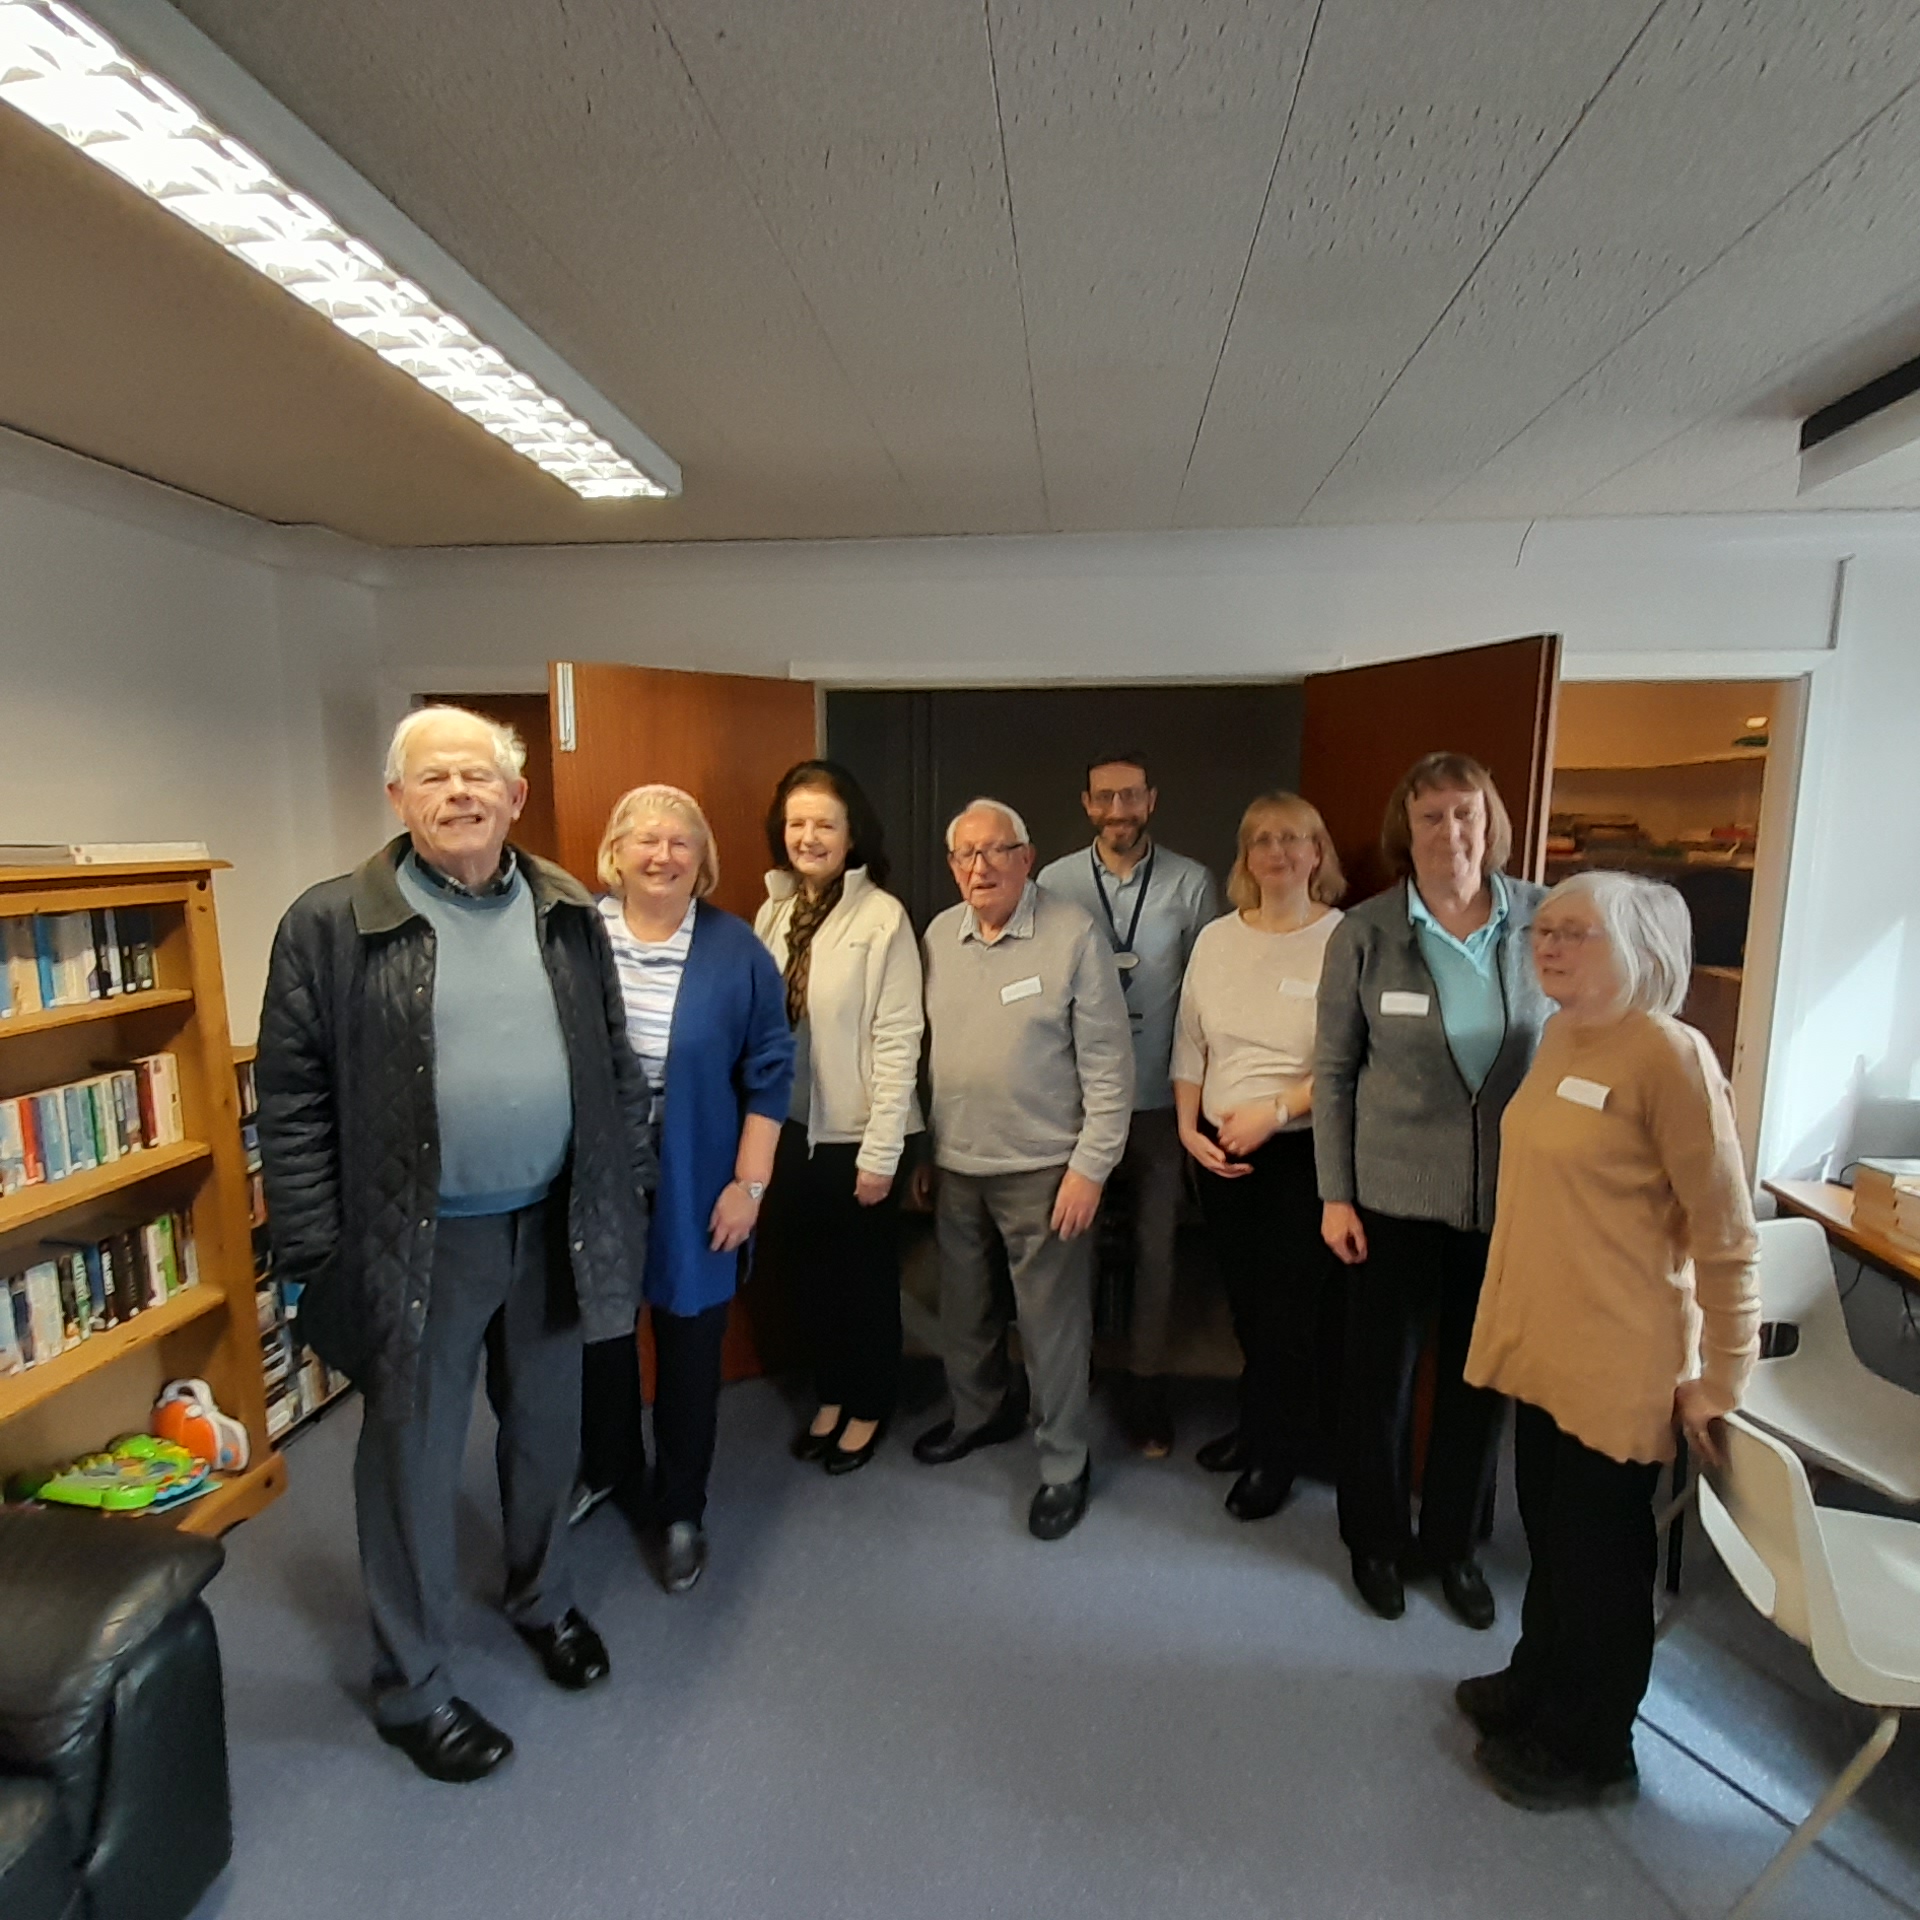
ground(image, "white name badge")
xmin=1279 ymin=977 xmax=1317 ymax=999
xmin=1001 ymin=975 xmax=1044 ymax=1005
xmin=1557 ymin=1076 xmax=1610 ymax=1110
xmin=1379 ymin=991 xmax=1430 ymax=1017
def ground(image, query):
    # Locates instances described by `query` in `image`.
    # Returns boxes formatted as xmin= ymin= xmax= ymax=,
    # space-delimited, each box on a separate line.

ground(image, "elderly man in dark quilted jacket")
xmin=257 ymin=705 xmax=655 ymax=1785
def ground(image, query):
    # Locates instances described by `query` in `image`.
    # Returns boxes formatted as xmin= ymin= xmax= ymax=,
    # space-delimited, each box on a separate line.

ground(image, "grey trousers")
xmin=936 ymin=1165 xmax=1093 ymax=1485
xmin=1116 ymin=1107 xmax=1186 ymax=1376
xmin=354 ymin=1205 xmax=581 ymax=1727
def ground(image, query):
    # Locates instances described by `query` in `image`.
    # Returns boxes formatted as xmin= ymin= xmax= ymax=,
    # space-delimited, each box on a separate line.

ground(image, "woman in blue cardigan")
xmin=578 ymin=784 xmax=793 ymax=1594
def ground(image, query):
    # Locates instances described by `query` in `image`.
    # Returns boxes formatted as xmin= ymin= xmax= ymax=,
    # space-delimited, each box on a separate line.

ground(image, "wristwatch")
xmin=740 ymin=1179 xmax=767 ymax=1201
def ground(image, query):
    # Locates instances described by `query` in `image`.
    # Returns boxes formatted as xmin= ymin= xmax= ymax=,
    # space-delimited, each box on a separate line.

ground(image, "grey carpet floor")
xmin=194 ymin=1376 xmax=1920 ymax=1920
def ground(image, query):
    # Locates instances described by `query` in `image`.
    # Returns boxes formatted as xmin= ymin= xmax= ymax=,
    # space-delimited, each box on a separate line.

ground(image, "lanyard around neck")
xmin=1090 ymin=844 xmax=1154 ymax=962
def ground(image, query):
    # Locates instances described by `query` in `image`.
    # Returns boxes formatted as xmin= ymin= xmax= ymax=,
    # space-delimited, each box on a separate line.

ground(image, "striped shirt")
xmin=599 ymin=895 xmax=695 ymax=1105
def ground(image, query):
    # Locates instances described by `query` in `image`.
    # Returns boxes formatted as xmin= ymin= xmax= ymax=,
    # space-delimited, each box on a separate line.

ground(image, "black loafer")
xmin=825 ymin=1421 xmax=885 ymax=1476
xmin=658 ymin=1521 xmax=708 ymax=1595
xmin=912 ymin=1401 xmax=1027 ymax=1465
xmin=377 ymin=1698 xmax=513 ymax=1784
xmin=514 ymin=1607 xmax=610 ymax=1690
xmin=1195 ymin=1429 xmax=1250 ymax=1474
xmin=1455 ymin=1669 xmax=1534 ymax=1741
xmin=1028 ymin=1465 xmax=1091 ymax=1541
xmin=791 ymin=1412 xmax=845 ymax=1462
xmin=1351 ymin=1554 xmax=1406 ymax=1620
xmin=1474 ymin=1730 xmax=1639 ymax=1811
xmin=1438 ymin=1558 xmax=1497 ymax=1631
xmin=1224 ymin=1465 xmax=1294 ymax=1522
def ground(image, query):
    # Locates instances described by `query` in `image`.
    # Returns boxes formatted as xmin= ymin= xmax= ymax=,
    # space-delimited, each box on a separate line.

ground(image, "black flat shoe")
xmin=1224 ymin=1465 xmax=1294 ymax=1522
xmin=825 ymin=1421 xmax=885 ymax=1476
xmin=1474 ymin=1731 xmax=1639 ymax=1811
xmin=658 ymin=1521 xmax=708 ymax=1595
xmin=1455 ymin=1669 xmax=1534 ymax=1741
xmin=791 ymin=1412 xmax=846 ymax=1462
xmin=912 ymin=1401 xmax=1027 ymax=1465
xmin=1195 ymin=1430 xmax=1250 ymax=1474
xmin=1438 ymin=1558 xmax=1497 ymax=1631
xmin=376 ymin=1698 xmax=513 ymax=1784
xmin=1028 ymin=1465 xmax=1091 ymax=1541
xmin=514 ymin=1608 xmax=610 ymax=1690
xmin=1351 ymin=1554 xmax=1406 ymax=1620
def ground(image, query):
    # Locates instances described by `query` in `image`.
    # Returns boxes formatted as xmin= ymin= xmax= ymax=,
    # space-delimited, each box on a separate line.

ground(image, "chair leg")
xmin=1726 ymin=1711 xmax=1900 ymax=1920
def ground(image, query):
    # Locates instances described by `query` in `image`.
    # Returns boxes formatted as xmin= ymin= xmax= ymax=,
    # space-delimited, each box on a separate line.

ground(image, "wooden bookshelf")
xmin=0 ymin=861 xmax=283 ymax=1533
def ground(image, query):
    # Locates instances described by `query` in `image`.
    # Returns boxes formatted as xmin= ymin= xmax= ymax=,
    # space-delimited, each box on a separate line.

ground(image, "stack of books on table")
xmin=1852 ymin=1158 xmax=1920 ymax=1256
xmin=1 ymin=910 xmax=159 ymax=1014
xmin=0 ymin=1054 xmax=186 ymax=1194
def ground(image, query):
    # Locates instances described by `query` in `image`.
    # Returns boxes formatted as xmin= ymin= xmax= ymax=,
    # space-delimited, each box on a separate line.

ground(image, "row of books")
xmin=1853 ymin=1158 xmax=1920 ymax=1255
xmin=0 ymin=1205 xmax=201 ymax=1376
xmin=0 ymin=1054 xmax=185 ymax=1197
xmin=1 ymin=910 xmax=160 ymax=1016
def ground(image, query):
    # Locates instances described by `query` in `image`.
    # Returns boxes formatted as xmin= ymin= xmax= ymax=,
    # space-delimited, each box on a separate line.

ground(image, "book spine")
xmin=114 ymin=1069 xmax=144 ymax=1152
xmin=0 ymin=1100 xmax=24 ymax=1195
xmin=61 ymin=1083 xmax=97 ymax=1173
xmin=126 ymin=908 xmax=156 ymax=992
xmin=176 ymin=1209 xmax=201 ymax=1287
xmin=34 ymin=1090 xmax=69 ymax=1182
xmin=0 ymin=1275 xmax=20 ymax=1374
xmin=27 ymin=1261 xmax=64 ymax=1360
xmin=100 ymin=907 xmax=123 ymax=996
xmin=55 ymin=913 xmax=90 ymax=1006
xmin=139 ymin=1222 xmax=168 ymax=1307
xmin=54 ymin=1253 xmax=82 ymax=1345
xmin=18 ymin=1093 xmax=44 ymax=1184
xmin=81 ymin=1242 xmax=108 ymax=1333
xmin=87 ymin=909 xmax=113 ymax=1000
xmin=32 ymin=917 xmax=57 ymax=1006
xmin=10 ymin=1275 xmax=35 ymax=1366
xmin=3 ymin=919 xmax=42 ymax=1015
xmin=87 ymin=1077 xmax=119 ymax=1163
xmin=133 ymin=1059 xmax=159 ymax=1147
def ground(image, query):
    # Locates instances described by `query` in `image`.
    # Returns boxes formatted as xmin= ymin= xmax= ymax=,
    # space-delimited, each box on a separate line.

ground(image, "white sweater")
xmin=754 ymin=867 xmax=925 ymax=1177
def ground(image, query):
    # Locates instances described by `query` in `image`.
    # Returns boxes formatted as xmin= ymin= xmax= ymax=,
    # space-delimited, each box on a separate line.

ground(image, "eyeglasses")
xmin=1248 ymin=831 xmax=1316 ymax=853
xmin=1088 ymin=786 xmax=1149 ymax=808
xmin=949 ymin=843 xmax=1026 ymax=869
xmin=1530 ymin=922 xmax=1605 ymax=949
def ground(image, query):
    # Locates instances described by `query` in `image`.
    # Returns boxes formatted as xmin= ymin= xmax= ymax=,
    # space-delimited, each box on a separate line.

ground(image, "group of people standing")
xmin=257 ymin=703 xmax=1760 ymax=1823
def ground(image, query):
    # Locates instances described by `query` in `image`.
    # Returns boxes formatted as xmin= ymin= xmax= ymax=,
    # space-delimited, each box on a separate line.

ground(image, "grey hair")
xmin=945 ymin=797 xmax=1031 ymax=852
xmin=1543 ymin=869 xmax=1693 ymax=1018
xmin=385 ymin=705 xmax=527 ymax=787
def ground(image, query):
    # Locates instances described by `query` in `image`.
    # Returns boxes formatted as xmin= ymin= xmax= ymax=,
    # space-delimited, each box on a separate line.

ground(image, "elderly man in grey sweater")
xmin=912 ymin=798 xmax=1134 ymax=1540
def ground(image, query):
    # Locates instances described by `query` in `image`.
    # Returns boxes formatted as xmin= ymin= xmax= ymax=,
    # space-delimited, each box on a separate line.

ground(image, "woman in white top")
xmin=754 ymin=761 xmax=925 ymax=1474
xmin=1172 ymin=791 xmax=1345 ymax=1523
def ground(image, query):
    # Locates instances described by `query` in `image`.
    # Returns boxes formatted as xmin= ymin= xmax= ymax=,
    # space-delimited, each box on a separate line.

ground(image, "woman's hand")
xmin=1179 ymin=1124 xmax=1251 ymax=1179
xmin=854 ymin=1169 xmax=893 ymax=1207
xmin=1673 ymin=1380 xmax=1727 ymax=1468
xmin=1215 ymin=1099 xmax=1282 ymax=1160
xmin=907 ymin=1162 xmax=935 ymax=1211
xmin=1322 ymin=1201 xmax=1368 ymax=1265
xmin=709 ymin=1180 xmax=762 ymax=1252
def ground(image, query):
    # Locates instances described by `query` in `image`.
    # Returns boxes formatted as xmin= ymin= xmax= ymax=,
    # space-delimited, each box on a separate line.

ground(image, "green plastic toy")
xmin=28 ymin=1434 xmax=210 ymax=1513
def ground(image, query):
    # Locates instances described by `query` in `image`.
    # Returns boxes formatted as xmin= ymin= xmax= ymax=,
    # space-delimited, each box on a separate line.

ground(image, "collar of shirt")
xmin=959 ymin=880 xmax=1038 ymax=945
xmin=600 ymin=892 xmax=697 ymax=956
xmin=1407 ymin=870 xmax=1510 ymax=962
xmin=407 ymin=847 xmax=518 ymax=900
xmin=1092 ymin=840 xmax=1152 ymax=892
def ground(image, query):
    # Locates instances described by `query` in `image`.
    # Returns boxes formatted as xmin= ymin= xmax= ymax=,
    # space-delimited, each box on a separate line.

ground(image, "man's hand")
xmin=1322 ymin=1201 xmax=1368 ymax=1266
xmin=907 ymin=1163 xmax=936 ymax=1211
xmin=1673 ymin=1380 xmax=1727 ymax=1467
xmin=1215 ymin=1100 xmax=1282 ymax=1160
xmin=709 ymin=1180 xmax=762 ymax=1253
xmin=1051 ymin=1169 xmax=1104 ymax=1240
xmin=854 ymin=1169 xmax=894 ymax=1207
xmin=1179 ymin=1125 xmax=1252 ymax=1179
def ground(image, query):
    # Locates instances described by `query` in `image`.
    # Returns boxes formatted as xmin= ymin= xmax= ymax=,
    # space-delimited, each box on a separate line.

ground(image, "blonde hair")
xmin=598 ymin=785 xmax=719 ymax=899
xmin=1543 ymin=870 xmax=1692 ymax=1018
xmin=1227 ymin=792 xmax=1345 ymax=912
xmin=1380 ymin=752 xmax=1513 ymax=882
xmin=385 ymin=704 xmax=526 ymax=787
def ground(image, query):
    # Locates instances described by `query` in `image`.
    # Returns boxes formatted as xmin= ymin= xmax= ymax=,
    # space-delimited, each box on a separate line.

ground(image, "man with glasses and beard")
xmin=913 ymin=798 xmax=1134 ymax=1540
xmin=1037 ymin=754 xmax=1222 ymax=1457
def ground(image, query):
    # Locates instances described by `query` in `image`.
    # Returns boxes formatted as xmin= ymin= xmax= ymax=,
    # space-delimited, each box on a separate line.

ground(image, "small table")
xmin=1763 ymin=1178 xmax=1920 ymax=1296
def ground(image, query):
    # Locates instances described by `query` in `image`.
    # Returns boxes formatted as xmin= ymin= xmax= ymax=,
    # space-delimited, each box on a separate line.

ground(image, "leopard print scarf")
xmin=782 ymin=876 xmax=844 ymax=1027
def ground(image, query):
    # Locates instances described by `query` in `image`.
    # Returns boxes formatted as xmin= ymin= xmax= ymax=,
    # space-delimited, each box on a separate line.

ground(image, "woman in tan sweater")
xmin=1459 ymin=869 xmax=1759 ymax=1813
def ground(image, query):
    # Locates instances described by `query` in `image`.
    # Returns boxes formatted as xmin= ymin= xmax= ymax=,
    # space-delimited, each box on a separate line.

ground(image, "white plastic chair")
xmin=1694 ymin=1412 xmax=1920 ymax=1918
xmin=1738 ymin=1217 xmax=1920 ymax=1504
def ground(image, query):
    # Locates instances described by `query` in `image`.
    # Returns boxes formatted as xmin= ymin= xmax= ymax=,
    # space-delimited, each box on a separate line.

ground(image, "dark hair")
xmin=1083 ymin=750 xmax=1153 ymax=791
xmin=1379 ymin=751 xmax=1514 ymax=881
xmin=764 ymin=760 xmax=891 ymax=888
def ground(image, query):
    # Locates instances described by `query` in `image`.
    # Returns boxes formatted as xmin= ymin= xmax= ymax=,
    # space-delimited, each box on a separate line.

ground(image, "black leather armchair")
xmin=0 ymin=1510 xmax=231 ymax=1920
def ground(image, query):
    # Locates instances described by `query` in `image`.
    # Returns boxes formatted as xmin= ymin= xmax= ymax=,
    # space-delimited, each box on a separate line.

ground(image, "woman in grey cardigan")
xmin=1313 ymin=753 xmax=1548 ymax=1628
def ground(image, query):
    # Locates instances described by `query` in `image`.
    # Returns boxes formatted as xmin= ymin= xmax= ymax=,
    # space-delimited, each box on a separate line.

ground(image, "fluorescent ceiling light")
xmin=0 ymin=0 xmax=679 ymax=501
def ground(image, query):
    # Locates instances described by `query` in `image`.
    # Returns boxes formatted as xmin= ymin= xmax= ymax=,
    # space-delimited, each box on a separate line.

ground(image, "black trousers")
xmin=579 ymin=1298 xmax=732 ymax=1526
xmin=1194 ymin=1128 xmax=1341 ymax=1478
xmin=1336 ymin=1209 xmax=1505 ymax=1564
xmin=758 ymin=1121 xmax=904 ymax=1422
xmin=1507 ymin=1400 xmax=1663 ymax=1771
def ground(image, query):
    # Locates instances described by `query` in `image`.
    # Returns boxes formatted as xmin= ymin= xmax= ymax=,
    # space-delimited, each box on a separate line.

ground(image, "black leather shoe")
xmin=1028 ymin=1466 xmax=1091 ymax=1541
xmin=1438 ymin=1558 xmax=1497 ymax=1631
xmin=1351 ymin=1554 xmax=1406 ymax=1620
xmin=1224 ymin=1465 xmax=1294 ymax=1521
xmin=1195 ymin=1429 xmax=1250 ymax=1474
xmin=1455 ymin=1669 xmax=1534 ymax=1741
xmin=791 ymin=1411 xmax=846 ymax=1462
xmin=912 ymin=1401 xmax=1027 ymax=1465
xmin=1474 ymin=1730 xmax=1639 ymax=1811
xmin=514 ymin=1608 xmax=610 ymax=1691
xmin=658 ymin=1521 xmax=708 ymax=1595
xmin=824 ymin=1420 xmax=885 ymax=1476
xmin=377 ymin=1698 xmax=513 ymax=1783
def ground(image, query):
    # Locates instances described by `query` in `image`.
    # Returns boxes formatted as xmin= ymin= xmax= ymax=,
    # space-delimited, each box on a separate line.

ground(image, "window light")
xmin=0 ymin=0 xmax=673 ymax=501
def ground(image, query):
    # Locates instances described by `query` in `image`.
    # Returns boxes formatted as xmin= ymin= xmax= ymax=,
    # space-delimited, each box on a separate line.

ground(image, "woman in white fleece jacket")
xmin=755 ymin=760 xmax=925 ymax=1474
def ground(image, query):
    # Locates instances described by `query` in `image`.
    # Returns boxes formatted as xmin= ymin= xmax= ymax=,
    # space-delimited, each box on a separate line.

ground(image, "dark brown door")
xmin=548 ymin=661 xmax=819 ymax=1384
xmin=1299 ymin=635 xmax=1561 ymax=901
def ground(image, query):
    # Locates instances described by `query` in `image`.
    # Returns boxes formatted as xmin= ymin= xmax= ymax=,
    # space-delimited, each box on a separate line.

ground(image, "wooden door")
xmin=547 ymin=662 xmax=820 ymax=1384
xmin=1299 ymin=635 xmax=1561 ymax=900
